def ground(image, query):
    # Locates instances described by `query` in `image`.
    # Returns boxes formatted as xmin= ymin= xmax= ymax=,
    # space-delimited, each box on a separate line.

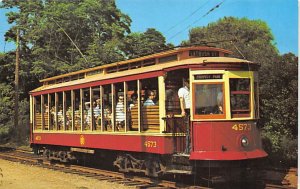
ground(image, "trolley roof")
xmin=31 ymin=46 xmax=256 ymax=94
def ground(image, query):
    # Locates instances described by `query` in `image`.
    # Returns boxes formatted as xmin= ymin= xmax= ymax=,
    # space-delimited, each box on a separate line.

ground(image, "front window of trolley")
xmin=193 ymin=83 xmax=225 ymax=119
xmin=229 ymin=78 xmax=251 ymax=117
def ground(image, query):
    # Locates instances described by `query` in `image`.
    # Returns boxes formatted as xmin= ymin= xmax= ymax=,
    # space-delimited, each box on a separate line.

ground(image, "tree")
xmin=1 ymin=0 xmax=131 ymax=81
xmin=259 ymin=53 xmax=298 ymax=166
xmin=183 ymin=17 xmax=279 ymax=65
xmin=0 ymin=52 xmax=15 ymax=84
xmin=122 ymin=28 xmax=174 ymax=59
xmin=0 ymin=83 xmax=14 ymax=142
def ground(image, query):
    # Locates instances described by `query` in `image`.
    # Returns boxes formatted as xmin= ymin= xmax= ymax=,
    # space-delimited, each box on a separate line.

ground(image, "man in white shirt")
xmin=178 ymin=78 xmax=190 ymax=116
xmin=178 ymin=78 xmax=191 ymax=154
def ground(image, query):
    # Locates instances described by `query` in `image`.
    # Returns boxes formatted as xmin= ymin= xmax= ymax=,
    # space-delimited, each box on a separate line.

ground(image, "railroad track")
xmin=0 ymin=148 xmax=296 ymax=189
xmin=262 ymin=168 xmax=297 ymax=189
xmin=0 ymin=148 xmax=208 ymax=189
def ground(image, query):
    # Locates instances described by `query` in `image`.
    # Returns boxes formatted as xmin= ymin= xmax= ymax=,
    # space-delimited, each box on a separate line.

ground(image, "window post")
xmin=80 ymin=89 xmax=83 ymax=131
xmin=71 ymin=90 xmax=74 ymax=131
xmin=124 ymin=81 xmax=128 ymax=132
xmin=33 ymin=96 xmax=36 ymax=130
xmin=90 ymin=87 xmax=93 ymax=131
xmin=111 ymin=84 xmax=115 ymax=132
xmin=137 ymin=80 xmax=141 ymax=133
xmin=48 ymin=94 xmax=50 ymax=130
xmin=100 ymin=86 xmax=104 ymax=132
xmin=63 ymin=91 xmax=66 ymax=131
xmin=55 ymin=93 xmax=58 ymax=130
xmin=158 ymin=76 xmax=166 ymax=133
xmin=41 ymin=95 xmax=44 ymax=130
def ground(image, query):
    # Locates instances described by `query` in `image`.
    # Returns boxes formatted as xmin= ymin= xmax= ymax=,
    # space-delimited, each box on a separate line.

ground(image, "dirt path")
xmin=0 ymin=159 xmax=131 ymax=189
xmin=0 ymin=157 xmax=297 ymax=188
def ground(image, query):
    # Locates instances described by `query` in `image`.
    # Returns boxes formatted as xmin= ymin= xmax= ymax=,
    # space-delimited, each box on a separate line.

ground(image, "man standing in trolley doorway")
xmin=178 ymin=78 xmax=191 ymax=154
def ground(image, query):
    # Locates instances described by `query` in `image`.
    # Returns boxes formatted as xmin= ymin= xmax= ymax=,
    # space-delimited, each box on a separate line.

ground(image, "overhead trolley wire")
xmin=164 ymin=0 xmax=210 ymax=34
xmin=167 ymin=0 xmax=226 ymax=42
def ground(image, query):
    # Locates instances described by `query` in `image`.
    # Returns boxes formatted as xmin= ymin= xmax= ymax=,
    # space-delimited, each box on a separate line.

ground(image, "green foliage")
xmin=262 ymin=134 xmax=298 ymax=167
xmin=260 ymin=53 xmax=298 ymax=165
xmin=17 ymin=99 xmax=30 ymax=144
xmin=1 ymin=0 xmax=131 ymax=80
xmin=0 ymin=52 xmax=15 ymax=83
xmin=0 ymin=83 xmax=14 ymax=143
xmin=0 ymin=81 xmax=29 ymax=144
xmin=122 ymin=28 xmax=174 ymax=59
xmin=184 ymin=17 xmax=279 ymax=64
xmin=260 ymin=54 xmax=298 ymax=136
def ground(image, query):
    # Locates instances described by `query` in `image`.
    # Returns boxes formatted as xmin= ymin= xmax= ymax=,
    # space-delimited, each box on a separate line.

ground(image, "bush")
xmin=262 ymin=133 xmax=298 ymax=168
xmin=0 ymin=125 xmax=11 ymax=143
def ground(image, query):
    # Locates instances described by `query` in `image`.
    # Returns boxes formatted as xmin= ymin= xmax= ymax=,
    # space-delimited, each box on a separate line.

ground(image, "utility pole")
xmin=14 ymin=29 xmax=20 ymax=142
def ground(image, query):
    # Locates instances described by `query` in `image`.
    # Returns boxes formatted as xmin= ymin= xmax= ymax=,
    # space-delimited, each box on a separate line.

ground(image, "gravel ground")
xmin=0 ymin=159 xmax=132 ymax=189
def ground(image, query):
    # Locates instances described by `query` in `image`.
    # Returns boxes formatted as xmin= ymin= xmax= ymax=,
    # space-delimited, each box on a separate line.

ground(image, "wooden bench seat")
xmin=35 ymin=113 xmax=42 ymax=130
xmin=130 ymin=106 xmax=160 ymax=132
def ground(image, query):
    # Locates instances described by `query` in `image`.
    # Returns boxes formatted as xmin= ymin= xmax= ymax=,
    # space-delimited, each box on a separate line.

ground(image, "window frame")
xmin=192 ymin=82 xmax=226 ymax=119
xmin=229 ymin=78 xmax=251 ymax=118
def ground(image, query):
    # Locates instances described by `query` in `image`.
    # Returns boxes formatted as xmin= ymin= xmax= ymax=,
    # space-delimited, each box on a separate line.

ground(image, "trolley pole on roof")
xmin=14 ymin=28 xmax=20 ymax=142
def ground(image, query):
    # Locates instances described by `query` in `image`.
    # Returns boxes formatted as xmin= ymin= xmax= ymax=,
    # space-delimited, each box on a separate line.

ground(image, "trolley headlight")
xmin=241 ymin=136 xmax=249 ymax=147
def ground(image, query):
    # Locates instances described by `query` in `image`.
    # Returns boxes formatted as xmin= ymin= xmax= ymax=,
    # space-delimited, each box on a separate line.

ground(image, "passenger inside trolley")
xmin=93 ymin=99 xmax=101 ymax=130
xmin=116 ymin=95 xmax=125 ymax=131
xmin=129 ymin=92 xmax=138 ymax=110
xmin=143 ymin=90 xmax=156 ymax=106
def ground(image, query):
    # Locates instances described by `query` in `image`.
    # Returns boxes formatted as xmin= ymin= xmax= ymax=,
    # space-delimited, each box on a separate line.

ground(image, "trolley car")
xmin=30 ymin=46 xmax=267 ymax=182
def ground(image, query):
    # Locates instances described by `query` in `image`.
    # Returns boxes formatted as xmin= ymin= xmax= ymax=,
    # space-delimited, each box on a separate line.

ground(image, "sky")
xmin=0 ymin=0 xmax=298 ymax=55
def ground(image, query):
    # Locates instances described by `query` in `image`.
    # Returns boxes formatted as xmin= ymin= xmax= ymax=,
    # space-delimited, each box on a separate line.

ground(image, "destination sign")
xmin=194 ymin=74 xmax=223 ymax=80
xmin=189 ymin=50 xmax=219 ymax=57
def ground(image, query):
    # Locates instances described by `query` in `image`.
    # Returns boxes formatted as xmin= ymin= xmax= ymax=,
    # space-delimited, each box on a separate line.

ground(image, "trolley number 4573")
xmin=231 ymin=124 xmax=252 ymax=131
xmin=144 ymin=141 xmax=157 ymax=148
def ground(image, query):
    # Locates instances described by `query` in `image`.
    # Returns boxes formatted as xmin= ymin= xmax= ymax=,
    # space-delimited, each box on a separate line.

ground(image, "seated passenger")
xmin=57 ymin=105 xmax=63 ymax=129
xmin=85 ymin=102 xmax=91 ymax=126
xmin=104 ymin=104 xmax=112 ymax=130
xmin=50 ymin=106 xmax=56 ymax=128
xmin=129 ymin=93 xmax=138 ymax=109
xmin=143 ymin=90 xmax=155 ymax=106
xmin=44 ymin=104 xmax=49 ymax=113
xmin=93 ymin=100 xmax=101 ymax=128
xmin=217 ymin=91 xmax=223 ymax=113
xmin=93 ymin=99 xmax=101 ymax=117
xmin=66 ymin=106 xmax=72 ymax=130
xmin=115 ymin=95 xmax=125 ymax=130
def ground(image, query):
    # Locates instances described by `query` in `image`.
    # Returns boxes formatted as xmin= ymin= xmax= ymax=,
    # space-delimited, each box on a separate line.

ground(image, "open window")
xmin=92 ymin=86 xmax=101 ymax=131
xmin=230 ymin=78 xmax=251 ymax=118
xmin=140 ymin=77 xmax=159 ymax=132
xmin=193 ymin=83 xmax=225 ymax=119
xmin=114 ymin=82 xmax=125 ymax=132
xmin=57 ymin=92 xmax=63 ymax=130
xmin=42 ymin=94 xmax=49 ymax=130
xmin=74 ymin=89 xmax=81 ymax=131
xmin=34 ymin=96 xmax=42 ymax=130
xmin=103 ymin=85 xmax=112 ymax=131
xmin=82 ymin=88 xmax=91 ymax=131
xmin=65 ymin=91 xmax=72 ymax=131
xmin=127 ymin=80 xmax=138 ymax=131
xmin=164 ymin=69 xmax=185 ymax=115
xmin=49 ymin=93 xmax=55 ymax=130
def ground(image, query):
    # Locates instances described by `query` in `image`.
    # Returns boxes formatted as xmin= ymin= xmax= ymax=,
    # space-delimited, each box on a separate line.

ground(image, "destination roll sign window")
xmin=194 ymin=74 xmax=223 ymax=80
